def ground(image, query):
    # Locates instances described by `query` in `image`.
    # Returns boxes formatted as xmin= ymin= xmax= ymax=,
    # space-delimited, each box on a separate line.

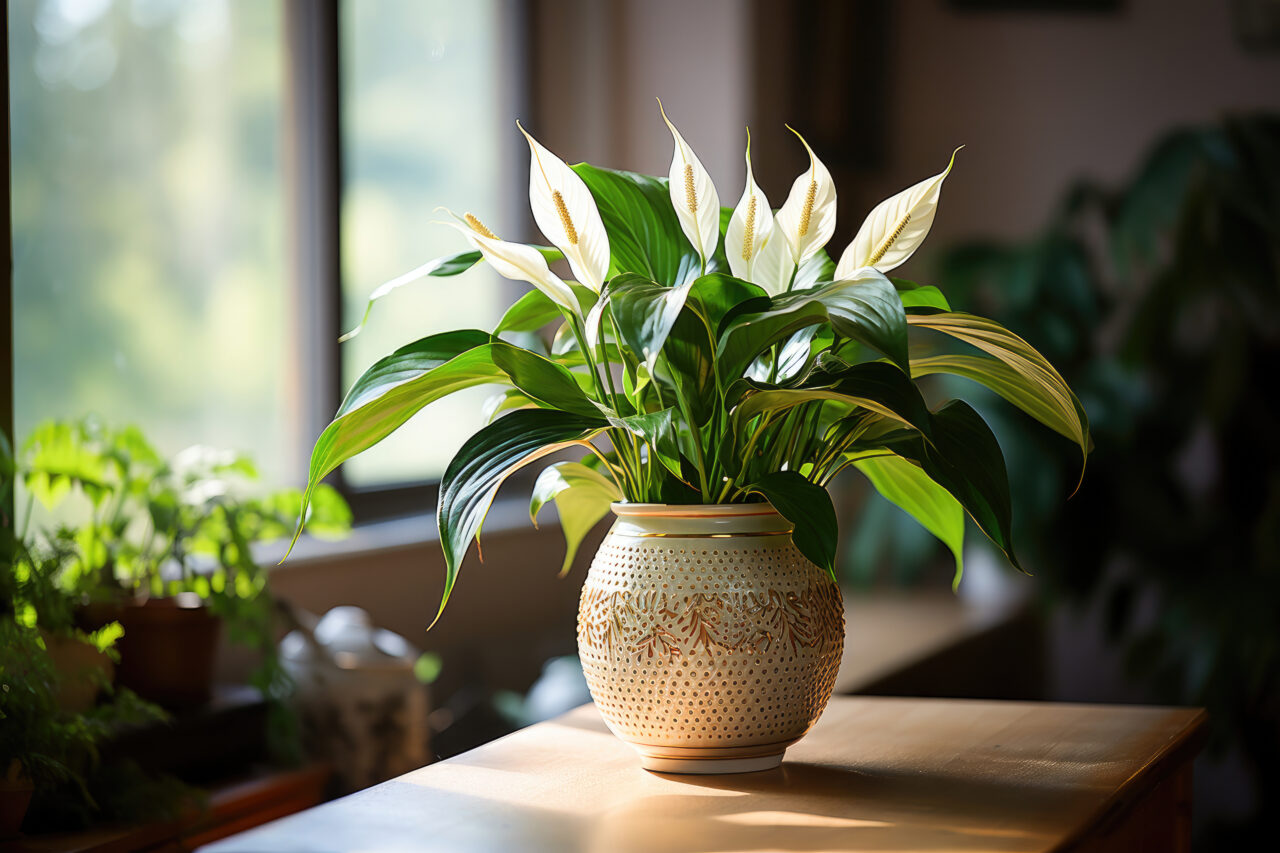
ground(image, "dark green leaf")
xmin=490 ymin=342 xmax=601 ymax=418
xmin=746 ymin=471 xmax=839 ymax=578
xmin=607 ymin=272 xmax=694 ymax=368
xmin=437 ymin=410 xmax=606 ymax=624
xmin=719 ymin=268 xmax=909 ymax=378
xmin=886 ymin=400 xmax=1023 ymax=573
xmin=908 ymin=311 xmax=1090 ymax=479
xmin=611 ymin=407 xmax=683 ymax=481
xmin=572 ymin=163 xmax=698 ymax=286
xmin=735 ymin=361 xmax=933 ymax=437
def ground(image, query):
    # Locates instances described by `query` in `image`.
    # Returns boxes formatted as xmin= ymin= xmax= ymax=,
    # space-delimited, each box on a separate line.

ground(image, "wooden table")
xmin=201 ymin=697 xmax=1205 ymax=853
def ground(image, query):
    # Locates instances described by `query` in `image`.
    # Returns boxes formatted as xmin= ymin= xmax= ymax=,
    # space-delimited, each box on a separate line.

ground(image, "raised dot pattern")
xmin=577 ymin=532 xmax=845 ymax=751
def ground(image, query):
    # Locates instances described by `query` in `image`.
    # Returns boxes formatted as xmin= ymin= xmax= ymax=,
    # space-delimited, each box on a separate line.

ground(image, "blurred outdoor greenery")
xmin=9 ymin=0 xmax=290 ymax=484
xmin=9 ymin=0 xmax=511 ymax=502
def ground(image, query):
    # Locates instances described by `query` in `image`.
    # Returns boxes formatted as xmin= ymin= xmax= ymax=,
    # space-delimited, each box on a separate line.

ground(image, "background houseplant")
xmin=904 ymin=113 xmax=1278 ymax=843
xmin=0 ymin=458 xmax=182 ymax=833
xmin=10 ymin=418 xmax=351 ymax=724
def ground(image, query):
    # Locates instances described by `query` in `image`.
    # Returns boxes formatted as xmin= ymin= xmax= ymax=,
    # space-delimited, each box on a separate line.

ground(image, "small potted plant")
xmin=13 ymin=419 xmax=351 ymax=708
xmin=287 ymin=106 xmax=1089 ymax=772
xmin=0 ymin=523 xmax=171 ymax=835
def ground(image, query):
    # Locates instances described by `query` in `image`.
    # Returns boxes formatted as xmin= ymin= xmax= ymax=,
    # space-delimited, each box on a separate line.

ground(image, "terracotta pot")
xmin=577 ymin=503 xmax=845 ymax=774
xmin=41 ymin=632 xmax=115 ymax=713
xmin=0 ymin=761 xmax=33 ymax=838
xmin=114 ymin=596 xmax=221 ymax=708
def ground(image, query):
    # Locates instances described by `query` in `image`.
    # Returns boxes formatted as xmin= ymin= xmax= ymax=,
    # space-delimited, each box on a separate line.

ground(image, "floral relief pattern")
xmin=578 ymin=583 xmax=844 ymax=664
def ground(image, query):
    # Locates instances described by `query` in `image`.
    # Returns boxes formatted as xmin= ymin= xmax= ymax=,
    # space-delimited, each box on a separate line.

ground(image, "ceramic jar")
xmin=577 ymin=503 xmax=845 ymax=774
xmin=280 ymin=607 xmax=430 ymax=792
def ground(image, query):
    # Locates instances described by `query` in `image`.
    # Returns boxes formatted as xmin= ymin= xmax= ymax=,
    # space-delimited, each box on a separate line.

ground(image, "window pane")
xmin=8 ymin=0 xmax=292 ymax=484
xmin=341 ymin=0 xmax=510 ymax=488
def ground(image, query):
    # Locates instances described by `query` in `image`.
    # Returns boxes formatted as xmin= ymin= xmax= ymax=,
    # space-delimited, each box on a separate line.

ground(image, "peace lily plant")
xmin=288 ymin=104 xmax=1089 ymax=625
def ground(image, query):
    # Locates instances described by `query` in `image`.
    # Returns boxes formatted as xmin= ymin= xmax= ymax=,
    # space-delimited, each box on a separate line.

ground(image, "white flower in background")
xmin=835 ymin=148 xmax=961 ymax=279
xmin=726 ymin=130 xmax=791 ymax=295
xmin=442 ymin=210 xmax=578 ymax=315
xmin=774 ymin=126 xmax=837 ymax=267
xmin=518 ymin=122 xmax=610 ymax=292
xmin=659 ymin=100 xmax=721 ymax=270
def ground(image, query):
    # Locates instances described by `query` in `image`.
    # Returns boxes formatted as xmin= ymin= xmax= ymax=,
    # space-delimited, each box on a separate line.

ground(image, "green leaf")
xmin=342 ymin=247 xmax=564 ymax=342
xmin=908 ymin=311 xmax=1090 ymax=477
xmin=530 ymin=460 xmax=622 ymax=575
xmin=285 ymin=331 xmax=503 ymax=556
xmin=892 ymin=278 xmax=952 ymax=311
xmin=911 ymin=353 xmax=1089 ymax=455
xmin=656 ymin=306 xmax=719 ymax=428
xmin=793 ymin=249 xmax=836 ymax=291
xmin=719 ymin=268 xmax=909 ymax=378
xmin=884 ymin=400 xmax=1023 ymax=573
xmin=437 ymin=410 xmax=606 ymax=625
xmin=490 ymin=342 xmax=601 ymax=418
xmin=852 ymin=454 xmax=965 ymax=588
xmin=734 ymin=361 xmax=933 ymax=438
xmin=572 ymin=163 xmax=699 ymax=286
xmin=746 ymin=471 xmax=839 ymax=578
xmin=686 ymin=272 xmax=769 ymax=333
xmin=611 ymin=407 xmax=683 ymax=481
xmin=607 ymin=272 xmax=695 ymax=369
xmin=495 ymin=288 xmax=562 ymax=335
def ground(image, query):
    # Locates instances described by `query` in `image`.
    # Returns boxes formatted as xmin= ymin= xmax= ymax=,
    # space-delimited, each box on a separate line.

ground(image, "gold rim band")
xmin=611 ymin=530 xmax=792 ymax=539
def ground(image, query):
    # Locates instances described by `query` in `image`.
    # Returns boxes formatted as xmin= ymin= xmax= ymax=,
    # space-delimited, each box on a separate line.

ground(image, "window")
xmin=9 ymin=0 xmax=291 ymax=483
xmin=7 ymin=0 xmax=520 ymax=516
xmin=340 ymin=0 xmax=514 ymax=489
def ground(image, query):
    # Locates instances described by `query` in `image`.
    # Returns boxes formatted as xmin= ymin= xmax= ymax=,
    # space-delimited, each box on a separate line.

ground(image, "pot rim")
xmin=610 ymin=501 xmax=779 ymax=519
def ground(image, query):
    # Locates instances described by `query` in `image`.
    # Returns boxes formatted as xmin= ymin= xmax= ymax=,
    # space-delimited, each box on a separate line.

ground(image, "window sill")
xmin=265 ymin=496 xmax=546 ymax=573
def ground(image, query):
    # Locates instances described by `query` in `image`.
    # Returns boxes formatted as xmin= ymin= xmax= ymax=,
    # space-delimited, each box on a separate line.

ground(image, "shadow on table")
xmin=587 ymin=760 xmax=1068 ymax=853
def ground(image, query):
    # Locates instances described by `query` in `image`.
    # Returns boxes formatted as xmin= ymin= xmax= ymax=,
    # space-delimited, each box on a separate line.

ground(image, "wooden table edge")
xmin=1055 ymin=706 xmax=1208 ymax=852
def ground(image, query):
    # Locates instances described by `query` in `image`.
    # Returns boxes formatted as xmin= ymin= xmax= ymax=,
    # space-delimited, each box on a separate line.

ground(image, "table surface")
xmin=202 ymin=697 xmax=1205 ymax=853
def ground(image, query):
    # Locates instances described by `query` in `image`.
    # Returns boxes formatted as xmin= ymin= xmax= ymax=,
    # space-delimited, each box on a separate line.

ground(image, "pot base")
xmin=639 ymin=751 xmax=784 ymax=775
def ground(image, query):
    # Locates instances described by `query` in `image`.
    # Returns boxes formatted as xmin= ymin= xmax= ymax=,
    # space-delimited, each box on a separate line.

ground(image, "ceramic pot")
xmin=577 ymin=503 xmax=844 ymax=774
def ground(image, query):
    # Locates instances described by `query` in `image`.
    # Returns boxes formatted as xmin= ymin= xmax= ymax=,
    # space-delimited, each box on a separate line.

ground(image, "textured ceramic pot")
xmin=577 ymin=503 xmax=845 ymax=774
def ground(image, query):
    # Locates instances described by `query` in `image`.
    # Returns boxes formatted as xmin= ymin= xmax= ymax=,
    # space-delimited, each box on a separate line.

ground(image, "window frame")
xmin=290 ymin=0 xmax=534 ymax=524
xmin=2 ymin=8 xmax=13 ymax=532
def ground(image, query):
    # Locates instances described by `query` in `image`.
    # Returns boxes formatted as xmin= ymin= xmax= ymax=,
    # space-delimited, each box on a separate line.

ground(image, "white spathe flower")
xmin=658 ymin=100 xmax=720 ymax=268
xmin=774 ymin=126 xmax=837 ymax=266
xmin=442 ymin=210 xmax=578 ymax=315
xmin=726 ymin=130 xmax=791 ymax=295
xmin=835 ymin=147 xmax=961 ymax=278
xmin=517 ymin=122 xmax=610 ymax=292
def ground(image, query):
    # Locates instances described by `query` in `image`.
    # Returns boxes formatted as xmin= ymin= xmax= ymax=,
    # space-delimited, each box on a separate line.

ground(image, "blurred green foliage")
xmin=0 ymin=507 xmax=181 ymax=831
xmin=4 ymin=417 xmax=352 ymax=774
xmin=936 ymin=114 xmax=1280 ymax=834
xmin=6 ymin=0 xmax=292 ymax=485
